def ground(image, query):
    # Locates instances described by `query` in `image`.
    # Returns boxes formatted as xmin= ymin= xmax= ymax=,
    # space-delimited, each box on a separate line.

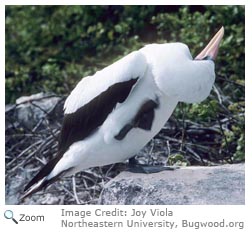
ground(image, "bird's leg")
xmin=127 ymin=156 xmax=179 ymax=174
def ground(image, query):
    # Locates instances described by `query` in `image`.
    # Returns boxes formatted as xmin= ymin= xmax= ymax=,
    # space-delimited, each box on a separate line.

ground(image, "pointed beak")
xmin=195 ymin=26 xmax=224 ymax=60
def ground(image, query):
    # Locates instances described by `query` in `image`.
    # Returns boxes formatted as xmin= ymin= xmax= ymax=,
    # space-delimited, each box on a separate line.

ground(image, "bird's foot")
xmin=126 ymin=163 xmax=179 ymax=174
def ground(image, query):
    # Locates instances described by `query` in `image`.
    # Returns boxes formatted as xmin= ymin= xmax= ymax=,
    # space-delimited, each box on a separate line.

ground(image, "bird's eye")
xmin=202 ymin=55 xmax=213 ymax=61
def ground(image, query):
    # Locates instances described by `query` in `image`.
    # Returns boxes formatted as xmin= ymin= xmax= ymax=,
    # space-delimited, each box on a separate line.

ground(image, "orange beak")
xmin=195 ymin=27 xmax=224 ymax=60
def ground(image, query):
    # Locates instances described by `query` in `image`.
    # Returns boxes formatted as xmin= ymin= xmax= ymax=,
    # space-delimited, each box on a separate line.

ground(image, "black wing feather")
xmin=115 ymin=99 xmax=159 ymax=140
xmin=58 ymin=78 xmax=139 ymax=153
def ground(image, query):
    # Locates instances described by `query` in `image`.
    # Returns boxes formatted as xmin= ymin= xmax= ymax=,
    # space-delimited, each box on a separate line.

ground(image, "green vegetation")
xmin=5 ymin=6 xmax=244 ymax=163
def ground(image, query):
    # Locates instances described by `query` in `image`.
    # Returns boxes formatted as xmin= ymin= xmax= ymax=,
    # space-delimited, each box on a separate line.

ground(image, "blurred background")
xmin=5 ymin=5 xmax=244 ymax=204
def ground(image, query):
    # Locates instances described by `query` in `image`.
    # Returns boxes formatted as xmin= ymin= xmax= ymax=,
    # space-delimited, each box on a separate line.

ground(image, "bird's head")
xmin=141 ymin=27 xmax=224 ymax=103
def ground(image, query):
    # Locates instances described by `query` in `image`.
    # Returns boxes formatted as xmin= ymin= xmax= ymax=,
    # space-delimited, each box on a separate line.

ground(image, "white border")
xmin=1 ymin=1 xmax=251 ymax=233
xmin=1 ymin=0 xmax=248 ymax=5
xmin=1 ymin=2 xmax=5 ymax=209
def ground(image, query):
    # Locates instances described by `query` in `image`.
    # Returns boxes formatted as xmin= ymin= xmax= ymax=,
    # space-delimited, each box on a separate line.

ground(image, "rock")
xmin=99 ymin=163 xmax=244 ymax=205
xmin=14 ymin=92 xmax=63 ymax=129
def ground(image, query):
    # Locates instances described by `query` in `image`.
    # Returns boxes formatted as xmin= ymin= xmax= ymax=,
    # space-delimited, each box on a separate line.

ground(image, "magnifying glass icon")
xmin=4 ymin=210 xmax=18 ymax=224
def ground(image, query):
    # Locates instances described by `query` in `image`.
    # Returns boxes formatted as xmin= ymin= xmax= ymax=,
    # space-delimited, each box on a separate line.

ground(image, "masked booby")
xmin=21 ymin=27 xmax=224 ymax=199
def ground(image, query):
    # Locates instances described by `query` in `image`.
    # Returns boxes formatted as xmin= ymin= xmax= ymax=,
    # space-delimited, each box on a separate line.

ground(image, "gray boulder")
xmin=14 ymin=92 xmax=62 ymax=129
xmin=99 ymin=163 xmax=244 ymax=205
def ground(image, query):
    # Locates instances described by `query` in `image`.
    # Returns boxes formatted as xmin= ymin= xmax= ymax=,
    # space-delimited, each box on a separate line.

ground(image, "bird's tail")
xmin=20 ymin=177 xmax=48 ymax=201
xmin=20 ymin=154 xmax=72 ymax=201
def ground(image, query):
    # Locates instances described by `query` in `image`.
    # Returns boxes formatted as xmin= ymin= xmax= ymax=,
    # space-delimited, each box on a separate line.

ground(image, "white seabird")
xmin=22 ymin=27 xmax=224 ymax=199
